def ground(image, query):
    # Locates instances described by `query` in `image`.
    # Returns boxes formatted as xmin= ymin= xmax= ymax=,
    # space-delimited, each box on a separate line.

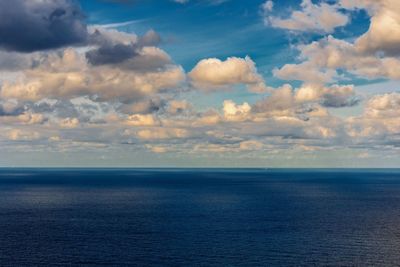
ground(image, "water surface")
xmin=0 ymin=169 xmax=400 ymax=266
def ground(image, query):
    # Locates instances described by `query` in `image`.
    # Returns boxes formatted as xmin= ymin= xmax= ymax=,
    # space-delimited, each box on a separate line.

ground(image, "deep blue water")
xmin=1 ymin=169 xmax=400 ymax=266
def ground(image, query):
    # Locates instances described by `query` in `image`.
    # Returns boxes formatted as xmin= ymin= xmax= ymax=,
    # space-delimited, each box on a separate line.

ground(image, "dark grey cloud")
xmin=86 ymin=43 xmax=138 ymax=65
xmin=0 ymin=0 xmax=164 ymax=69
xmin=0 ymin=0 xmax=88 ymax=53
xmin=321 ymin=93 xmax=361 ymax=108
xmin=86 ymin=30 xmax=162 ymax=67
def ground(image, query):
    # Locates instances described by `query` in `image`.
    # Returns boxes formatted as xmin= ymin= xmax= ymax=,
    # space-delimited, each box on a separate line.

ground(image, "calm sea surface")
xmin=1 ymin=169 xmax=400 ymax=266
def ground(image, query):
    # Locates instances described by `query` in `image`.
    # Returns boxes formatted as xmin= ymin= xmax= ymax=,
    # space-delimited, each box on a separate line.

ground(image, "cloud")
xmin=0 ymin=100 xmax=25 ymax=116
xmin=86 ymin=29 xmax=163 ymax=68
xmin=347 ymin=92 xmax=400 ymax=138
xmin=364 ymin=92 xmax=400 ymax=119
xmin=0 ymin=52 xmax=37 ymax=71
xmin=118 ymin=97 xmax=166 ymax=114
xmin=86 ymin=43 xmax=138 ymax=66
xmin=273 ymin=62 xmax=336 ymax=84
xmin=253 ymin=84 xmax=295 ymax=113
xmin=0 ymin=112 xmax=46 ymax=125
xmin=351 ymin=0 xmax=400 ymax=56
xmin=223 ymin=100 xmax=251 ymax=122
xmin=192 ymin=139 xmax=265 ymax=153
xmin=320 ymin=85 xmax=360 ymax=108
xmin=193 ymin=110 xmax=221 ymax=126
xmin=295 ymin=84 xmax=360 ymax=108
xmin=0 ymin=0 xmax=87 ymax=53
xmin=262 ymin=1 xmax=273 ymax=12
xmin=252 ymin=83 xmax=359 ymax=118
xmin=189 ymin=56 xmax=267 ymax=92
xmin=264 ymin=0 xmax=349 ymax=33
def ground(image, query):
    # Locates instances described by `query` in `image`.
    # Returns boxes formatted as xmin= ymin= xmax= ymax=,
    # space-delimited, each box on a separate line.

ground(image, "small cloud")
xmin=263 ymin=0 xmax=349 ymax=33
xmin=189 ymin=56 xmax=267 ymax=93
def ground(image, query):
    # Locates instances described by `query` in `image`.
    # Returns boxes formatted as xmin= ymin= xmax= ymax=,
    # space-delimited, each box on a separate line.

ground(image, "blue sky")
xmin=0 ymin=0 xmax=399 ymax=167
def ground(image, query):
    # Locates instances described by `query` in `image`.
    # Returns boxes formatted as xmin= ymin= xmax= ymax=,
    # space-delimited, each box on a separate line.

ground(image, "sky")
xmin=0 ymin=0 xmax=399 ymax=167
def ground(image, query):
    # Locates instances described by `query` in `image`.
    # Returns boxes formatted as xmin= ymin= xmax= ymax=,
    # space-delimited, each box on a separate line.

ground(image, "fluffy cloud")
xmin=223 ymin=100 xmax=251 ymax=122
xmin=352 ymin=0 xmax=400 ymax=56
xmin=189 ymin=56 xmax=267 ymax=93
xmin=264 ymin=0 xmax=349 ymax=33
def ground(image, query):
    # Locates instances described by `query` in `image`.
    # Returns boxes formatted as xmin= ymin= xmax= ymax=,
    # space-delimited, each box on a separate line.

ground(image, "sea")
xmin=1 ymin=168 xmax=400 ymax=266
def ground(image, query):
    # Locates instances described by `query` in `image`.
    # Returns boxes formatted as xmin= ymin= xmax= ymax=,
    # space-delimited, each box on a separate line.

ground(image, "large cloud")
xmin=351 ymin=0 xmax=400 ymax=56
xmin=0 ymin=0 xmax=88 ymax=53
xmin=0 ymin=43 xmax=185 ymax=103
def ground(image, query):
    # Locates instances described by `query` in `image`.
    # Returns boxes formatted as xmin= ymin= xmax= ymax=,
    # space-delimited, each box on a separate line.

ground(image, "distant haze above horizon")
xmin=0 ymin=0 xmax=399 ymax=167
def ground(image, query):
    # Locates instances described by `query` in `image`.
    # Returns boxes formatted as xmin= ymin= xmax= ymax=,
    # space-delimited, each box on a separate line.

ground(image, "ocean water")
xmin=1 ymin=169 xmax=400 ymax=266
